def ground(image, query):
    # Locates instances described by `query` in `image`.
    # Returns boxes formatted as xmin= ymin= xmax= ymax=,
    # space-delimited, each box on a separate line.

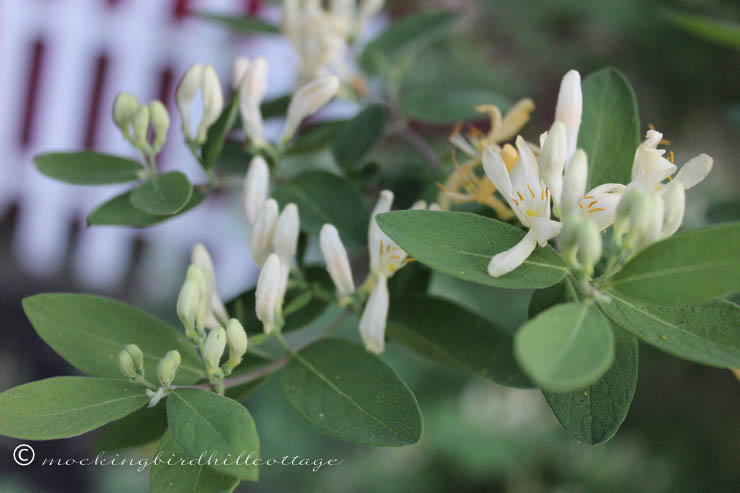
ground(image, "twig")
xmin=392 ymin=121 xmax=441 ymax=171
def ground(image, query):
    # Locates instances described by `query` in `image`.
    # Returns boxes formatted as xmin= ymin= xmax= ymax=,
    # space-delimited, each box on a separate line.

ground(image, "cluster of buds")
xmin=176 ymin=63 xmax=224 ymax=147
xmin=318 ymin=191 xmax=437 ymax=354
xmin=232 ymin=56 xmax=339 ymax=150
xmin=242 ymin=156 xmax=301 ymax=334
xmin=118 ymin=343 xmax=183 ymax=407
xmin=283 ymin=0 xmax=384 ymax=85
xmin=202 ymin=318 xmax=248 ymax=381
xmin=112 ymin=93 xmax=170 ymax=158
xmin=118 ymin=344 xmax=145 ymax=380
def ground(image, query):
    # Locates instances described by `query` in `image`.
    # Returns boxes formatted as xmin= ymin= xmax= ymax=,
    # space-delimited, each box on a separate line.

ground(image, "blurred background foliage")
xmin=1 ymin=0 xmax=738 ymax=492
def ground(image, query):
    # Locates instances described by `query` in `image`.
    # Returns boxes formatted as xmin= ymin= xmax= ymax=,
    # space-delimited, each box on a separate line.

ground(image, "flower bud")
xmin=428 ymin=202 xmax=441 ymax=211
xmin=359 ymin=274 xmax=389 ymax=354
xmin=177 ymin=278 xmax=201 ymax=338
xmin=555 ymin=69 xmax=582 ymax=161
xmin=273 ymin=203 xmax=300 ymax=263
xmin=132 ymin=105 xmax=151 ymax=152
xmin=559 ymin=214 xmax=586 ymax=268
xmin=577 ymin=217 xmax=602 ymax=277
xmin=561 ymin=149 xmax=588 ymax=218
xmin=176 ymin=63 xmax=204 ymax=140
xmin=636 ymin=192 xmax=664 ymax=252
xmin=250 ymin=199 xmax=279 ymax=266
xmin=203 ymin=327 xmax=227 ymax=372
xmin=320 ymin=224 xmax=355 ymax=299
xmin=540 ymin=121 xmax=567 ymax=214
xmin=614 ymin=187 xmax=651 ymax=249
xmin=410 ymin=200 xmax=427 ymax=210
xmin=256 ymin=253 xmax=282 ymax=332
xmin=149 ymin=100 xmax=169 ymax=153
xmin=660 ymin=180 xmax=685 ymax=239
xmin=240 ymin=57 xmax=268 ymax=146
xmin=157 ymin=350 xmax=181 ymax=386
xmin=196 ymin=65 xmax=224 ymax=144
xmin=118 ymin=350 xmax=137 ymax=378
xmin=242 ymin=155 xmax=270 ymax=225
xmin=226 ymin=318 xmax=248 ymax=361
xmin=191 ymin=244 xmax=228 ymax=325
xmin=231 ymin=56 xmax=250 ymax=90
xmin=281 ymin=75 xmax=340 ymax=142
xmin=186 ymin=264 xmax=209 ymax=331
xmin=112 ymin=92 xmax=139 ymax=140
xmin=368 ymin=190 xmax=394 ymax=272
xmin=124 ymin=344 xmax=144 ymax=372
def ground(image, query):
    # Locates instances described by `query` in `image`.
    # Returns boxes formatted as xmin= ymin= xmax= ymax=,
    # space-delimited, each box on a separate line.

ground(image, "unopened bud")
xmin=578 ymin=218 xmax=602 ymax=277
xmin=149 ymin=100 xmax=169 ymax=153
xmin=231 ymin=56 xmax=250 ymax=90
xmin=256 ymin=253 xmax=282 ymax=332
xmin=203 ymin=327 xmax=227 ymax=372
xmin=250 ymin=199 xmax=279 ymax=266
xmin=177 ymin=278 xmax=201 ymax=338
xmin=124 ymin=344 xmax=144 ymax=372
xmin=559 ymin=214 xmax=586 ymax=268
xmin=112 ymin=92 xmax=139 ymax=140
xmin=614 ymin=187 xmax=651 ymax=249
xmin=359 ymin=274 xmax=389 ymax=354
xmin=176 ymin=63 xmax=204 ymax=140
xmin=191 ymin=244 xmax=228 ymax=325
xmin=242 ymin=155 xmax=270 ymax=225
xmin=132 ymin=105 xmax=151 ymax=152
xmin=540 ymin=121 xmax=568 ymax=214
xmin=186 ymin=264 xmax=209 ymax=331
xmin=561 ymin=150 xmax=588 ymax=217
xmin=320 ymin=224 xmax=355 ymax=299
xmin=226 ymin=319 xmax=248 ymax=361
xmin=196 ymin=65 xmax=224 ymax=144
xmin=410 ymin=200 xmax=427 ymax=210
xmin=157 ymin=350 xmax=181 ymax=386
xmin=273 ymin=203 xmax=300 ymax=263
xmin=281 ymin=75 xmax=340 ymax=142
xmin=240 ymin=57 xmax=268 ymax=146
xmin=428 ymin=202 xmax=441 ymax=211
xmin=118 ymin=350 xmax=137 ymax=378
xmin=555 ymin=69 xmax=582 ymax=160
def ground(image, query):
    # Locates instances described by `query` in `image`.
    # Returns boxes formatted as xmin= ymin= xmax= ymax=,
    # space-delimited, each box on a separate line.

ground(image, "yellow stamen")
xmin=526 ymin=209 xmax=537 ymax=217
xmin=588 ymin=200 xmax=598 ymax=208
xmin=588 ymin=208 xmax=605 ymax=213
xmin=669 ymin=150 xmax=675 ymax=163
xmin=527 ymin=184 xmax=535 ymax=198
xmin=579 ymin=203 xmax=584 ymax=209
xmin=517 ymin=191 xmax=524 ymax=201
xmin=583 ymin=195 xmax=594 ymax=200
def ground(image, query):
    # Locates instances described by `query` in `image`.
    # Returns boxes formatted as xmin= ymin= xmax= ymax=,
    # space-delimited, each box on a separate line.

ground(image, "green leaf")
xmin=544 ymin=325 xmax=638 ymax=444
xmin=261 ymin=95 xmax=290 ymax=119
xmin=609 ymin=223 xmax=740 ymax=302
xmin=150 ymin=430 xmax=240 ymax=493
xmin=387 ymin=296 xmax=531 ymax=387
xmin=663 ymin=10 xmax=740 ymax=51
xmin=601 ymin=291 xmax=740 ymax=368
xmin=514 ymin=302 xmax=615 ymax=392
xmin=361 ymin=10 xmax=459 ymax=73
xmin=22 ymin=294 xmax=204 ymax=384
xmin=194 ymin=11 xmax=280 ymax=34
xmin=93 ymin=404 xmax=168 ymax=452
xmin=35 ymin=151 xmax=141 ymax=185
xmin=376 ymin=210 xmax=567 ymax=289
xmin=272 ymin=171 xmax=369 ymax=246
xmin=287 ymin=120 xmax=346 ymax=155
xmin=130 ymin=171 xmax=193 ymax=215
xmin=167 ymin=389 xmax=260 ymax=481
xmin=88 ymin=188 xmax=205 ymax=227
xmin=578 ymin=68 xmax=640 ymax=190
xmin=332 ymin=104 xmax=387 ymax=169
xmin=0 ymin=377 xmax=148 ymax=440
xmin=201 ymin=94 xmax=241 ymax=168
xmin=402 ymin=88 xmax=509 ymax=125
xmin=279 ymin=339 xmax=422 ymax=447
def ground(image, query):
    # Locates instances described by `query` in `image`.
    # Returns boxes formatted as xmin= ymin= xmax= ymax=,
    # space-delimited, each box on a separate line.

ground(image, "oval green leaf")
xmin=130 ymin=171 xmax=193 ymax=215
xmin=387 ymin=296 xmax=531 ymax=387
xmin=94 ymin=404 xmax=168 ymax=452
xmin=287 ymin=120 xmax=346 ymax=155
xmin=166 ymin=389 xmax=260 ymax=481
xmin=35 ymin=151 xmax=141 ymax=185
xmin=272 ymin=171 xmax=368 ymax=246
xmin=332 ymin=104 xmax=387 ymax=169
xmin=194 ymin=11 xmax=280 ymax=34
xmin=279 ymin=339 xmax=423 ymax=447
xmin=609 ymin=223 xmax=740 ymax=302
xmin=88 ymin=188 xmax=205 ymax=228
xmin=602 ymin=290 xmax=740 ymax=368
xmin=0 ymin=377 xmax=148 ymax=440
xmin=376 ymin=210 xmax=567 ymax=289
xmin=578 ymin=68 xmax=640 ymax=190
xmin=515 ymin=302 xmax=615 ymax=392
xmin=150 ymin=430 xmax=240 ymax=493
xmin=22 ymin=293 xmax=204 ymax=384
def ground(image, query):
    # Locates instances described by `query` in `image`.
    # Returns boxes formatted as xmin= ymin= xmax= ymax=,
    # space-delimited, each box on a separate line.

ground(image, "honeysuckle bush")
xmin=2 ymin=4 xmax=739 ymax=492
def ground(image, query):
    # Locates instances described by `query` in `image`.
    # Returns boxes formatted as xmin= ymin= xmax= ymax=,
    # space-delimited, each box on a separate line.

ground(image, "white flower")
xmin=191 ymin=244 xmax=228 ymax=328
xmin=273 ymin=203 xmax=300 ymax=302
xmin=250 ymin=199 xmax=279 ymax=266
xmin=281 ymin=75 xmax=340 ymax=143
xmin=482 ymin=137 xmax=562 ymax=277
xmin=359 ymin=273 xmax=389 ymax=354
xmin=319 ymin=224 xmax=355 ymax=299
xmin=239 ymin=57 xmax=269 ymax=147
xmin=560 ymin=149 xmax=589 ymax=218
xmin=554 ymin=69 xmax=582 ymax=161
xmin=539 ymin=121 xmax=568 ymax=215
xmin=242 ymin=155 xmax=270 ymax=226
xmin=256 ymin=253 xmax=282 ymax=333
xmin=368 ymin=190 xmax=410 ymax=277
xmin=176 ymin=63 xmax=224 ymax=145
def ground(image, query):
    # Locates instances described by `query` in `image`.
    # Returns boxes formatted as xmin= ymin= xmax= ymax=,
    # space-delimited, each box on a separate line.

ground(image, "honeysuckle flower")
xmin=482 ymin=136 xmax=563 ymax=277
xmin=149 ymin=101 xmax=169 ymax=153
xmin=124 ymin=344 xmax=144 ymax=373
xmin=132 ymin=105 xmax=150 ymax=152
xmin=250 ymin=199 xmax=279 ymax=267
xmin=273 ymin=203 xmax=300 ymax=303
xmin=226 ymin=319 xmax=248 ymax=363
xmin=359 ymin=273 xmax=389 ymax=354
xmin=539 ymin=121 xmax=568 ymax=215
xmin=256 ymin=253 xmax=282 ymax=333
xmin=281 ymin=75 xmax=340 ymax=143
xmin=185 ymin=264 xmax=210 ymax=332
xmin=118 ymin=350 xmax=137 ymax=378
xmin=176 ymin=63 xmax=224 ymax=145
xmin=203 ymin=327 xmax=226 ymax=373
xmin=356 ymin=0 xmax=385 ymax=36
xmin=231 ymin=56 xmax=250 ymax=90
xmin=242 ymin=155 xmax=270 ymax=226
xmin=112 ymin=92 xmax=140 ymax=142
xmin=554 ymin=69 xmax=582 ymax=161
xmin=319 ymin=224 xmax=355 ymax=300
xmin=176 ymin=277 xmax=201 ymax=339
xmin=560 ymin=150 xmax=588 ymax=218
xmin=560 ymin=214 xmax=602 ymax=276
xmin=157 ymin=350 xmax=181 ymax=387
xmin=575 ymin=182 xmax=626 ymax=232
xmin=239 ymin=57 xmax=269 ymax=147
xmin=191 ymin=244 xmax=229 ymax=328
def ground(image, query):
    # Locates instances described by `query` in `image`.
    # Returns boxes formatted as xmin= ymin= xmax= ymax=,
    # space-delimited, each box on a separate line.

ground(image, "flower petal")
xmin=359 ymin=275 xmax=389 ymax=354
xmin=532 ymin=217 xmax=562 ymax=247
xmin=673 ymin=153 xmax=713 ymax=189
xmin=487 ymin=229 xmax=538 ymax=277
